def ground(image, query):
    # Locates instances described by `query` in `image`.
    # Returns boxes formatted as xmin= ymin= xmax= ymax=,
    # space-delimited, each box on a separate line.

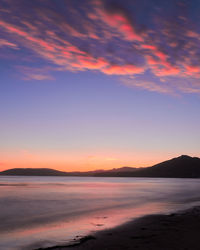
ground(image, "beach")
xmin=37 ymin=206 xmax=200 ymax=250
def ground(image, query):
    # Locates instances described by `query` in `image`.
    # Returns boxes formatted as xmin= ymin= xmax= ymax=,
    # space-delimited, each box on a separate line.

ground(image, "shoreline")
xmin=36 ymin=206 xmax=200 ymax=250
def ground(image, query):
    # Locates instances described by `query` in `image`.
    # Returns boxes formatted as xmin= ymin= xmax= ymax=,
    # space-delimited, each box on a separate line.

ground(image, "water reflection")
xmin=0 ymin=176 xmax=200 ymax=250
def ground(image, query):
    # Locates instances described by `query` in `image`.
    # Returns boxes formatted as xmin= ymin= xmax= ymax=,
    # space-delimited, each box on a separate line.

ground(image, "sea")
xmin=1 ymin=176 xmax=200 ymax=250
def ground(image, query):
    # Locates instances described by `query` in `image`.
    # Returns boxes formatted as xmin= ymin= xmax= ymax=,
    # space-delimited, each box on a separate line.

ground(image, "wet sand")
xmin=37 ymin=206 xmax=200 ymax=250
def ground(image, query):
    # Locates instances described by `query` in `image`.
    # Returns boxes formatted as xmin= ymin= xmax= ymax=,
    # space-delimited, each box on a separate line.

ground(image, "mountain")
xmin=93 ymin=155 xmax=200 ymax=178
xmin=1 ymin=155 xmax=200 ymax=178
xmin=0 ymin=168 xmax=107 ymax=177
xmin=0 ymin=168 xmax=69 ymax=176
xmin=93 ymin=166 xmax=143 ymax=177
xmin=129 ymin=155 xmax=200 ymax=178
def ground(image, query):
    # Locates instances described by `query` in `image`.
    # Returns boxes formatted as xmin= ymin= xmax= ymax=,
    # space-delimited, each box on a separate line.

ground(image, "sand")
xmin=36 ymin=206 xmax=200 ymax=250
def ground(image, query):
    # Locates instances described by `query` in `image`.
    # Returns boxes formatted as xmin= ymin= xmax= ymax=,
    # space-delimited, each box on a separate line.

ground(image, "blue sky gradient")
xmin=0 ymin=0 xmax=200 ymax=170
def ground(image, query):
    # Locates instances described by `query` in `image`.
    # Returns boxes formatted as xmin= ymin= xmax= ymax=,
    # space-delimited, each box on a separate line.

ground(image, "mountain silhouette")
xmin=0 ymin=168 xmax=68 ymax=176
xmin=1 ymin=155 xmax=200 ymax=178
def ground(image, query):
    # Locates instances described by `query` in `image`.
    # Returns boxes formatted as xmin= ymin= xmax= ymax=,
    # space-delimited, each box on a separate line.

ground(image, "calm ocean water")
xmin=1 ymin=176 xmax=200 ymax=250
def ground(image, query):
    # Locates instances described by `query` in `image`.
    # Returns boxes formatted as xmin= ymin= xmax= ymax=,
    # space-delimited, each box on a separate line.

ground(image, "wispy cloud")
xmin=0 ymin=38 xmax=18 ymax=49
xmin=17 ymin=66 xmax=54 ymax=81
xmin=121 ymin=77 xmax=174 ymax=95
xmin=0 ymin=0 xmax=200 ymax=94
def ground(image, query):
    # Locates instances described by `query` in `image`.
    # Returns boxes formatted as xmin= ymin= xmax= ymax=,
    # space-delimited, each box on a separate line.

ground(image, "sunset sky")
xmin=0 ymin=0 xmax=200 ymax=171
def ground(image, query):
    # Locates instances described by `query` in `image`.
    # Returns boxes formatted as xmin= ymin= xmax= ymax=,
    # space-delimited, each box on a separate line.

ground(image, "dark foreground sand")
xmin=37 ymin=206 xmax=200 ymax=250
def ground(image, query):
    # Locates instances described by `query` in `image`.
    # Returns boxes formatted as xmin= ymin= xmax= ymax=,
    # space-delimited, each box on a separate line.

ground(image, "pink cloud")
xmin=1 ymin=0 xmax=200 ymax=94
xmin=92 ymin=1 xmax=144 ymax=42
xmin=103 ymin=13 xmax=143 ymax=41
xmin=184 ymin=65 xmax=200 ymax=76
xmin=102 ymin=64 xmax=145 ymax=75
xmin=154 ymin=50 xmax=168 ymax=61
xmin=187 ymin=31 xmax=200 ymax=39
xmin=0 ymin=20 xmax=84 ymax=68
xmin=141 ymin=43 xmax=168 ymax=62
xmin=72 ymin=56 xmax=108 ymax=70
xmin=145 ymin=55 xmax=158 ymax=65
xmin=153 ymin=65 xmax=180 ymax=77
xmin=0 ymin=38 xmax=18 ymax=49
xmin=141 ymin=44 xmax=158 ymax=50
xmin=0 ymin=18 xmax=145 ymax=77
xmin=144 ymin=46 xmax=180 ymax=77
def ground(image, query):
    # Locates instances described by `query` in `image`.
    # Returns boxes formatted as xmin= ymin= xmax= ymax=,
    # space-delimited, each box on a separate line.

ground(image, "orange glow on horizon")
xmin=0 ymin=149 xmax=187 ymax=172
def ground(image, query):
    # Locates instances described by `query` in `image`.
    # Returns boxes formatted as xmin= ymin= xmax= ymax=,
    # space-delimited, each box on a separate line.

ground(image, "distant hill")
xmin=1 ymin=155 xmax=200 ymax=178
xmin=94 ymin=166 xmax=143 ymax=177
xmin=0 ymin=168 xmax=69 ymax=176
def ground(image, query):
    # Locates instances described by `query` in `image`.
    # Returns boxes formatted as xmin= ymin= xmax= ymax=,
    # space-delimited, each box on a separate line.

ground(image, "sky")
xmin=0 ymin=0 xmax=200 ymax=171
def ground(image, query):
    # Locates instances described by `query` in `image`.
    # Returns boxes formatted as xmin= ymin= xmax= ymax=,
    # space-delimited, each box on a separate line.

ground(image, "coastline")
xmin=36 ymin=206 xmax=200 ymax=250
